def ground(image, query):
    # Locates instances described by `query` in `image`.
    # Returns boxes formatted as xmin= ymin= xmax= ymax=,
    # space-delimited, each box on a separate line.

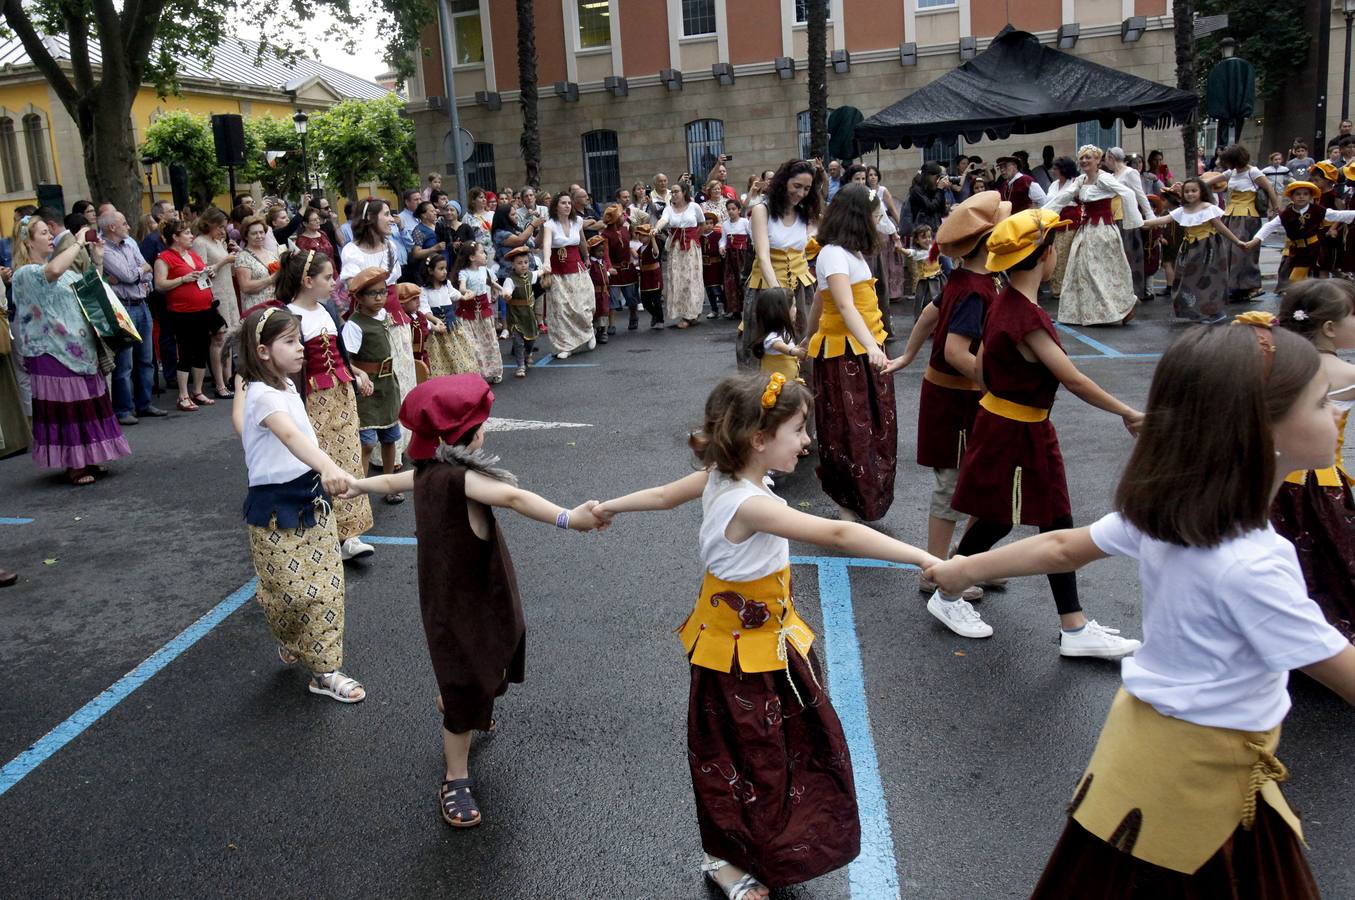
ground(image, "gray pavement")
xmin=2 ymin=256 xmax=1353 ymax=899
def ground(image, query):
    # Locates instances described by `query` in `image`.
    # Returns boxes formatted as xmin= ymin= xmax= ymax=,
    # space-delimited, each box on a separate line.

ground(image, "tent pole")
xmin=1140 ymin=123 xmax=1146 ymax=160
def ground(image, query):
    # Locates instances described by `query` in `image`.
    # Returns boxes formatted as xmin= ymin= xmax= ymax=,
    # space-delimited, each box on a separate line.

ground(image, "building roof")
xmin=0 ymin=34 xmax=389 ymax=101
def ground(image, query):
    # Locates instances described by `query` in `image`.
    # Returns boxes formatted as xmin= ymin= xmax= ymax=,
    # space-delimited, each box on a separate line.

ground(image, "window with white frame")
xmin=450 ymin=0 xmax=484 ymax=65
xmin=682 ymin=0 xmax=716 ymax=37
xmin=685 ymin=119 xmax=724 ymax=180
xmin=922 ymin=136 xmax=962 ymax=167
xmin=1075 ymin=120 xmax=1122 ymax=153
xmin=22 ymin=113 xmax=48 ymax=185
xmin=582 ymin=130 xmax=620 ymax=205
xmin=467 ymin=142 xmax=497 ymax=191
xmin=917 ymin=0 xmax=956 ymax=9
xmin=0 ymin=118 xmax=20 ymax=192
xmin=577 ymin=0 xmax=610 ymax=48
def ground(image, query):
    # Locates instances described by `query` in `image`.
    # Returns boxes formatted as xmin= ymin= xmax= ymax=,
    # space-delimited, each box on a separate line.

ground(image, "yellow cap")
xmin=1284 ymin=180 xmax=1319 ymax=199
xmin=985 ymin=208 xmax=1073 ymax=272
xmin=1311 ymin=161 xmax=1339 ymax=183
xmin=1344 ymin=162 xmax=1355 ymax=183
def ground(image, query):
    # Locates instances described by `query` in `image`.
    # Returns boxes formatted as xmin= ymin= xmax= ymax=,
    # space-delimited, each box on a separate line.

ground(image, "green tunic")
xmin=351 ymin=311 xmax=401 ymax=429
xmin=506 ymin=271 xmax=538 ymax=339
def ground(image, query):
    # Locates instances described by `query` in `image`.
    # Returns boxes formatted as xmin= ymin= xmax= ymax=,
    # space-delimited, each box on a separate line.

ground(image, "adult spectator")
xmin=408 ymin=200 xmax=446 ymax=272
xmin=1030 ymin=146 xmax=1056 ymax=191
xmin=908 ymin=163 xmax=948 ymax=232
xmin=1106 ymin=147 xmax=1154 ymax=302
xmin=263 ymin=201 xmax=304 ymax=254
xmin=825 ymin=159 xmax=843 ymax=201
xmin=1146 ymin=149 xmax=1173 ymax=186
xmin=340 ymin=200 xmax=356 ymax=244
xmin=191 ymin=207 xmax=238 ymax=396
xmin=139 ymin=200 xmax=177 ymax=382
xmin=292 ymin=205 xmax=339 ymax=270
xmin=233 ymin=194 xmax=255 ymax=214
xmin=0 ymin=226 xmax=30 ymax=463
xmin=11 ymin=216 xmax=129 ymax=483
xmin=703 ymin=157 xmax=739 ymax=201
xmin=35 ymin=207 xmax=67 ymax=255
xmin=71 ymin=200 xmax=97 ymax=231
xmin=100 ymin=209 xmax=164 ymax=425
xmin=154 ymin=218 xmax=225 ymax=411
xmin=397 ymin=188 xmax=422 ymax=265
xmin=649 ymin=173 xmax=672 ymax=218
xmin=460 ymin=188 xmax=495 ymax=258
xmin=232 ymin=215 xmax=279 ymax=315
xmin=1129 ymin=154 xmax=1160 ymax=199
xmin=996 ymin=155 xmax=1047 ymax=212
xmin=312 ymin=195 xmax=344 ymax=250
xmin=491 ymin=203 xmax=539 ymax=275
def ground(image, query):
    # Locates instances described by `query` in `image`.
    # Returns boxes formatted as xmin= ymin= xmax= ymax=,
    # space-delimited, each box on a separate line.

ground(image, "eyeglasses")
xmin=355 ymin=289 xmax=386 ymax=298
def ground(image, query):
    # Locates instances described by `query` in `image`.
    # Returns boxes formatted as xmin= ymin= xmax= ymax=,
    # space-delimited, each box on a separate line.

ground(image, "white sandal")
xmin=308 ymin=670 xmax=366 ymax=703
xmin=701 ymin=856 xmax=766 ymax=900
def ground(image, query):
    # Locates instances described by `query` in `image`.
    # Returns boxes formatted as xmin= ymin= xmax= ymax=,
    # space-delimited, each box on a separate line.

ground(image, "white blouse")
xmin=718 ymin=217 xmax=750 ymax=251
xmin=700 ymin=472 xmax=789 ymax=582
xmin=657 ymin=203 xmax=702 ymax=231
xmin=1043 ymin=171 xmax=1144 ymax=229
xmin=543 ymin=217 xmax=583 ymax=247
xmin=1168 ymin=205 xmax=1223 ymax=227
xmin=339 ymin=239 xmax=401 ymax=285
xmin=1225 ymin=166 xmax=1265 ymax=192
xmin=764 ymin=209 xmax=809 ymax=251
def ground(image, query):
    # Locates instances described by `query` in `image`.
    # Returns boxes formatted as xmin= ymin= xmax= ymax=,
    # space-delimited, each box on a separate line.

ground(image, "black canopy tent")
xmin=853 ymin=27 xmax=1197 ymax=151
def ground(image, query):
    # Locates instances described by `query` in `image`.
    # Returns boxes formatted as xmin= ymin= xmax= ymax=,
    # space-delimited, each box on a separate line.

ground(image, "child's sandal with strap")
xmin=439 ymin=778 xmax=481 ymax=828
xmin=701 ymin=857 xmax=767 ymax=900
xmin=308 ymin=670 xmax=365 ymax=703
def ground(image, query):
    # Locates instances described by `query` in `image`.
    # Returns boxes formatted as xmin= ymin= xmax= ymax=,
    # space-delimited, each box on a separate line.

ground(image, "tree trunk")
xmin=517 ymin=0 xmax=541 ymax=188
xmin=77 ymin=83 xmax=143 ymax=215
xmin=1174 ymin=0 xmax=1199 ymax=180
xmin=807 ymin=0 xmax=829 ymax=161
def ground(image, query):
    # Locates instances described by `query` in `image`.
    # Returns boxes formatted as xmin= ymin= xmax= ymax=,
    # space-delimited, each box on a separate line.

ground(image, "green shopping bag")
xmin=71 ymin=255 xmax=140 ymax=352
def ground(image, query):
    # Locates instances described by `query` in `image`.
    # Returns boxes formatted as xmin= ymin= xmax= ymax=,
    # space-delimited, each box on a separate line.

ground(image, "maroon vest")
xmin=1000 ymin=174 xmax=1033 ymax=213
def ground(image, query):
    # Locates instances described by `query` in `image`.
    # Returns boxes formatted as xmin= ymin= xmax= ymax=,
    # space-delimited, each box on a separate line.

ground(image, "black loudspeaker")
xmin=211 ymin=113 xmax=245 ymax=167
xmin=35 ymin=183 xmax=64 ymax=213
xmin=169 ymin=163 xmax=189 ymax=209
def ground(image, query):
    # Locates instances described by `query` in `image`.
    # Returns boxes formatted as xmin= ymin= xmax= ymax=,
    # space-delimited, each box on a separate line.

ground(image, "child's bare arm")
xmin=344 ymin=469 xmax=416 ymax=497
xmin=463 ymin=470 xmax=603 ymax=530
xmin=1301 ymin=646 xmax=1355 ymax=705
xmin=734 ymin=497 xmax=941 ymax=569
xmin=925 ymin=528 xmax=1108 ymax=595
xmin=598 ymin=470 xmax=709 ymax=515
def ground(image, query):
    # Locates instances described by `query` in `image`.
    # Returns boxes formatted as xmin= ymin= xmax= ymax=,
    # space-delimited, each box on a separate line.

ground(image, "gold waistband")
xmin=678 ymin=566 xmax=814 ymax=674
xmin=808 ymin=279 xmax=886 ymax=359
xmin=979 ymin=392 xmax=1049 ymax=422
xmin=746 ymin=247 xmax=814 ymax=290
xmin=924 ymin=365 xmax=980 ymax=392
xmin=1224 ymin=191 xmax=1259 ymax=217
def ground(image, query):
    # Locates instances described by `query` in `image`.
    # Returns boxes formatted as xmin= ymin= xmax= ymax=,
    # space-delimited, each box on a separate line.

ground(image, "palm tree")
xmin=517 ymin=0 xmax=541 ymax=188
xmin=807 ymin=0 xmax=829 ymax=161
xmin=1174 ymin=0 xmax=1199 ymax=178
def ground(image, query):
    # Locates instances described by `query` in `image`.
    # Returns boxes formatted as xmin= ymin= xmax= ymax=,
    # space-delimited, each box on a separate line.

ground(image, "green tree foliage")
xmin=140 ymin=111 xmax=224 ymax=204
xmin=1194 ymin=0 xmax=1310 ymax=101
xmin=242 ymin=116 xmax=308 ymax=199
xmin=309 ymin=94 xmax=417 ymax=201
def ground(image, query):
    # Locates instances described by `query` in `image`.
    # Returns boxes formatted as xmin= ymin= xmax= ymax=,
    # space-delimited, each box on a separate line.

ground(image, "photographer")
xmin=909 ymin=162 xmax=949 ymax=233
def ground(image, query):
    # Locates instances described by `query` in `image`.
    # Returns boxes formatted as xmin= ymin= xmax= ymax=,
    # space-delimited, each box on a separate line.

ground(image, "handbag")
xmin=71 ymin=251 xmax=141 ymax=352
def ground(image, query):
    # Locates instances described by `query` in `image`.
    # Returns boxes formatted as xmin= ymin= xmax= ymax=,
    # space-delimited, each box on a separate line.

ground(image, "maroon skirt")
xmin=915 ymin=379 xmax=980 ymax=470
xmin=1031 ymin=803 xmax=1319 ymax=899
xmin=1271 ymin=479 xmax=1355 ymax=641
xmin=688 ymin=648 xmax=860 ymax=888
xmin=812 ymin=352 xmax=898 ymax=521
xmin=723 ymin=245 xmax=750 ymax=317
xmin=952 ymin=408 xmax=1071 ymax=527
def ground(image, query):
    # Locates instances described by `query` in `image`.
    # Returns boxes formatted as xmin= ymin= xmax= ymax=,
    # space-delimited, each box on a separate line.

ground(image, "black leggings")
xmin=955 ymin=514 xmax=1081 ymax=616
xmin=169 ymin=309 xmax=221 ymax=373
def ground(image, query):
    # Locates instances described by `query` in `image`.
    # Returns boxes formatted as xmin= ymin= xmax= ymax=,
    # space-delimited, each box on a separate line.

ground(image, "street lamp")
xmin=1343 ymin=0 xmax=1355 ymax=120
xmin=140 ymin=155 xmax=156 ymax=206
xmin=292 ymin=109 xmax=310 ymax=195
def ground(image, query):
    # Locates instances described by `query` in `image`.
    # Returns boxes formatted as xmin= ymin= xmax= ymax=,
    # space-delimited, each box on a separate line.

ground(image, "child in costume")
xmin=906 ymin=224 xmax=944 ymax=319
xmin=503 ymin=246 xmax=542 ymax=378
xmin=343 ymin=269 xmax=405 ymax=506
xmin=586 ymin=234 xmax=612 ymax=345
xmin=635 ymin=223 xmax=665 ymax=329
xmin=451 ymin=242 xmax=508 ymax=383
xmin=927 ymin=320 xmax=1355 ymax=898
xmin=891 ymin=190 xmax=1010 ymax=599
xmin=1139 ymin=177 xmax=1249 ymax=324
xmin=597 ymin=373 xmax=941 ymax=900
xmin=1248 ymin=181 xmax=1355 ymax=289
xmin=747 ymin=287 xmax=804 ymax=383
xmin=932 ymin=209 xmax=1144 ymax=656
xmin=701 ymin=211 xmax=725 ymax=320
xmin=279 ymin=249 xmax=376 ymax=562
xmin=418 ymin=255 xmax=480 ymax=378
xmin=720 ymin=198 xmax=750 ymax=321
xmin=1272 ymin=281 xmax=1355 ymax=640
xmin=601 ymin=204 xmax=640 ymax=332
xmin=342 ymin=375 xmax=606 ymax=827
xmin=233 ymin=307 xmax=366 ymax=702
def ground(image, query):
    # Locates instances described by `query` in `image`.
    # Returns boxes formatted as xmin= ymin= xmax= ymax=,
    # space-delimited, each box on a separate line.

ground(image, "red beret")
xmin=400 ymin=375 xmax=494 ymax=460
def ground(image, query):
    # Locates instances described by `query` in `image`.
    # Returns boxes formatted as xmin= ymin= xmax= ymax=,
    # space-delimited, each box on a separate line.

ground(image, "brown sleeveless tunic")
xmin=414 ymin=462 xmax=526 ymax=733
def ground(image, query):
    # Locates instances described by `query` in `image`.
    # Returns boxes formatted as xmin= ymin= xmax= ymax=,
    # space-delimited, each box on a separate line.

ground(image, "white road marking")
xmin=483 ymin=417 xmax=593 ymax=432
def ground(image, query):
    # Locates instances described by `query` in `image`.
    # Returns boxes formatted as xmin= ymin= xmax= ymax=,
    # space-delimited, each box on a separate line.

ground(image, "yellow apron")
xmin=678 ymin=566 xmax=814 ymax=674
xmin=746 ymin=247 xmax=814 ymax=291
xmin=808 ymin=279 xmax=887 ymax=359
xmin=1285 ymin=409 xmax=1351 ymax=487
xmin=759 ymin=352 xmax=802 ymax=383
xmin=1180 ymin=222 xmax=1216 ymax=245
xmin=1224 ymin=190 xmax=1259 ymax=217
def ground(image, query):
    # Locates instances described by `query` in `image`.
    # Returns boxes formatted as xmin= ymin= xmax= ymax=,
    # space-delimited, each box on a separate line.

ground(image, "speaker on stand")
xmin=211 ymin=113 xmax=245 ymax=200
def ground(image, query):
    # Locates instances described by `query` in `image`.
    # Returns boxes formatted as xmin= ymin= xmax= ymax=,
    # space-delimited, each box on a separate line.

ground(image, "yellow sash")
xmin=1285 ymin=410 xmax=1351 ymax=486
xmin=808 ymin=278 xmax=887 ymax=359
xmin=1070 ymin=689 xmax=1302 ymax=874
xmin=678 ymin=566 xmax=814 ymax=674
xmin=979 ymin=392 xmax=1049 ymax=423
xmin=1224 ymin=190 xmax=1259 ymax=217
xmin=924 ymin=365 xmax=980 ymax=392
xmin=746 ymin=247 xmax=814 ymax=290
xmin=1181 ymin=222 xmax=1216 ymax=245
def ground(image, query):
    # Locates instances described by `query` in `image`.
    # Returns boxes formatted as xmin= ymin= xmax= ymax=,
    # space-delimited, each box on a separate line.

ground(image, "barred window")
xmin=467 ymin=142 xmax=497 ymax=192
xmin=1075 ymin=121 xmax=1121 ymax=153
xmin=922 ymin=136 xmax=962 ymax=167
xmin=0 ymin=118 xmax=19 ymax=191
xmin=23 ymin=114 xmax=49 ymax=185
xmin=582 ymin=130 xmax=620 ymax=207
xmin=685 ymin=119 xmax=724 ymax=181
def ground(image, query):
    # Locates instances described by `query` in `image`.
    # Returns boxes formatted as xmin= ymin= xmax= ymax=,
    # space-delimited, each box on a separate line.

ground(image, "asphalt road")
xmin=2 ymin=256 xmax=1352 ymax=899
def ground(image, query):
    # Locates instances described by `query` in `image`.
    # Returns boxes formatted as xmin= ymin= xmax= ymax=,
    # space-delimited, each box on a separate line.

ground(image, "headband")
xmin=1233 ymin=311 xmax=1277 ymax=381
xmin=761 ymin=372 xmax=787 ymax=410
xmin=255 ymin=307 xmax=277 ymax=343
xmin=304 ymin=249 xmax=315 ymax=275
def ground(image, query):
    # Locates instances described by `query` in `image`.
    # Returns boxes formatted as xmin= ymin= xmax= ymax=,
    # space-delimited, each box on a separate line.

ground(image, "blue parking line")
xmin=794 ymin=555 xmax=902 ymax=899
xmin=0 ymin=516 xmax=34 ymax=525
xmin=1054 ymin=322 xmax=1124 ymax=358
xmin=526 ymin=354 xmax=599 ymax=368
xmin=0 ymin=578 xmax=258 ymax=797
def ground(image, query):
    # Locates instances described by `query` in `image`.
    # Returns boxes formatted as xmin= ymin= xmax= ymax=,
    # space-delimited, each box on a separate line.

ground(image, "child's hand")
xmin=568 ymin=500 xmax=607 ymax=532
xmin=923 ymin=556 xmax=973 ymax=597
xmin=1122 ymin=408 xmax=1145 ymax=436
xmin=355 ymin=371 xmax=374 ymax=397
xmin=591 ymin=501 xmax=616 ymax=527
xmin=321 ymin=466 xmax=353 ymax=498
xmin=882 ymin=354 xmax=912 ymax=375
xmin=430 ymin=317 xmax=447 ymax=333
xmin=793 ymin=346 xmax=808 ymax=361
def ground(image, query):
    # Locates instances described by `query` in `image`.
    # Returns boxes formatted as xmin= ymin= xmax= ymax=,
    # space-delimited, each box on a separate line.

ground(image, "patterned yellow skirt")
xmin=248 ymin=508 xmax=346 ymax=673
xmin=305 ymin=382 xmax=373 ymax=542
xmin=427 ymin=323 xmax=480 ymax=377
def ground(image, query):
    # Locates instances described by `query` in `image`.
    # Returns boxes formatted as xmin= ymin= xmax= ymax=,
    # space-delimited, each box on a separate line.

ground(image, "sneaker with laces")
xmin=1059 ymin=620 xmax=1142 ymax=659
xmin=926 ymin=590 xmax=993 ymax=639
xmin=918 ymin=576 xmax=983 ymax=602
xmin=340 ymin=537 xmax=375 ymax=561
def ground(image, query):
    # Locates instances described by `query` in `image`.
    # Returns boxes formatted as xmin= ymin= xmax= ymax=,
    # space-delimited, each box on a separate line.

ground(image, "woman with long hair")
xmin=1203 ymin=144 xmax=1281 ymax=302
xmin=540 ymin=190 xmax=596 ymax=358
xmin=656 ymin=182 xmax=706 ymax=328
xmin=805 ymin=183 xmax=897 ymax=521
xmin=908 ymin=162 xmax=948 ymax=233
xmin=191 ymin=207 xmax=239 ymax=395
xmin=1047 ymin=156 xmax=1082 ymax=300
xmin=739 ymin=159 xmax=822 ymax=369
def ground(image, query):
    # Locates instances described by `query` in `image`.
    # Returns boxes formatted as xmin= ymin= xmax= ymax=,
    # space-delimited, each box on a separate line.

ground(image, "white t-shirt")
xmin=242 ymin=381 xmax=316 ymax=487
xmin=287 ymin=303 xmax=336 ymax=342
xmin=1089 ymin=512 xmax=1347 ymax=731
xmin=1225 ymin=166 xmax=1265 ymax=193
xmin=762 ymin=330 xmax=793 ymax=357
xmin=815 ymin=244 xmax=873 ymax=293
xmin=424 ymin=282 xmax=456 ymax=310
xmin=700 ymin=471 xmax=789 ymax=582
xmin=339 ymin=239 xmax=402 ymax=285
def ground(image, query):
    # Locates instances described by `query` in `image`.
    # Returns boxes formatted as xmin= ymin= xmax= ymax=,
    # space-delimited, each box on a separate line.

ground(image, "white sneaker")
xmin=1059 ymin=620 xmax=1142 ymax=659
xmin=926 ymin=590 xmax=993 ymax=639
xmin=586 ymin=334 xmax=597 ymax=351
xmin=918 ymin=576 xmax=983 ymax=602
xmin=340 ymin=537 xmax=374 ymax=561
xmin=499 ymin=328 xmax=510 ymax=339
xmin=556 ymin=350 xmax=571 ymax=360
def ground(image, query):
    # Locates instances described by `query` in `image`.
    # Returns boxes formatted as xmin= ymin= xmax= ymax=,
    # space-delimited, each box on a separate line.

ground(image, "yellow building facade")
xmin=0 ymin=36 xmax=391 ymax=230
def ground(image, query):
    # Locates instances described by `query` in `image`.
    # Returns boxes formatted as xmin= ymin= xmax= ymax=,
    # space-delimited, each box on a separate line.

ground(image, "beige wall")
xmin=413 ymin=28 xmax=1184 ymax=198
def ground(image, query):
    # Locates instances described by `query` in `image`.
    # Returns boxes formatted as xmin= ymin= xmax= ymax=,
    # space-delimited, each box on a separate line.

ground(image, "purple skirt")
xmin=26 ymin=354 xmax=130 ymax=470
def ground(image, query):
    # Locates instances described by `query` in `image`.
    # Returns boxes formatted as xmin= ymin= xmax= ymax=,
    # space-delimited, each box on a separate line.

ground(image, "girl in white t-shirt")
xmin=232 ymin=307 xmax=366 ymax=703
xmin=927 ymin=321 xmax=1355 ymax=896
xmin=597 ymin=373 xmax=939 ymax=900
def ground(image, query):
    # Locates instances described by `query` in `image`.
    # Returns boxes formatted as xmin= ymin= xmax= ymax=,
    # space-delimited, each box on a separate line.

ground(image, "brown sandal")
xmin=191 ymin=393 xmax=217 ymax=406
xmin=66 ymin=467 xmax=95 ymax=486
xmin=176 ymin=397 xmax=199 ymax=412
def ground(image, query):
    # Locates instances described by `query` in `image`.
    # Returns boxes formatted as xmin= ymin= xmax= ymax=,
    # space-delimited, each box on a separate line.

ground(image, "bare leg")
xmin=442 ymin=727 xmax=472 ymax=781
xmin=176 ymin=370 xmax=190 ymax=402
xmin=208 ymin=331 xmax=227 ymax=393
xmin=927 ymin=515 xmax=958 ymax=562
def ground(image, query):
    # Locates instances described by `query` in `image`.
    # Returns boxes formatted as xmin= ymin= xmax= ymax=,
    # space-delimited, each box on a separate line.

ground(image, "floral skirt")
xmin=1058 ymin=223 xmax=1137 ymax=325
xmin=26 ymin=354 xmax=130 ymax=470
xmin=305 ymin=382 xmax=373 ymax=542
xmin=546 ymin=270 xmax=595 ymax=354
xmin=1172 ymin=236 xmax=1227 ymax=320
xmin=812 ymin=351 xmax=898 ymax=521
xmin=883 ymin=245 xmax=908 ymax=300
xmin=463 ymin=316 xmax=503 ymax=382
xmin=688 ymin=649 xmax=860 ymax=888
xmin=248 ymin=509 xmax=345 ymax=673
xmin=1272 ymin=478 xmax=1355 ymax=641
xmin=665 ymin=244 xmax=706 ymax=322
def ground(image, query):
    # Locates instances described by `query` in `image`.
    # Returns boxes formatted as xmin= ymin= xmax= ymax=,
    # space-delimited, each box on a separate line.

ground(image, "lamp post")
xmin=292 ymin=109 xmax=310 ymax=197
xmin=1343 ymin=0 xmax=1355 ymax=120
xmin=140 ymin=155 xmax=156 ymax=207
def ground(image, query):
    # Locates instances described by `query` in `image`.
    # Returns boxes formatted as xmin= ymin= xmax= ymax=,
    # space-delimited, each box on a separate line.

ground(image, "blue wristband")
xmin=556 ymin=510 xmax=570 ymax=529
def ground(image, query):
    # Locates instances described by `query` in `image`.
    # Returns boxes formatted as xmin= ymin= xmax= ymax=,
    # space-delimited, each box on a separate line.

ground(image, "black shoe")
xmin=607 ymin=325 xmax=617 ymax=336
xmin=597 ymin=328 xmax=609 ymax=344
xmin=117 ymin=413 xmax=139 ymax=426
xmin=628 ymin=311 xmax=639 ymax=331
xmin=137 ymin=405 xmax=169 ymax=418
